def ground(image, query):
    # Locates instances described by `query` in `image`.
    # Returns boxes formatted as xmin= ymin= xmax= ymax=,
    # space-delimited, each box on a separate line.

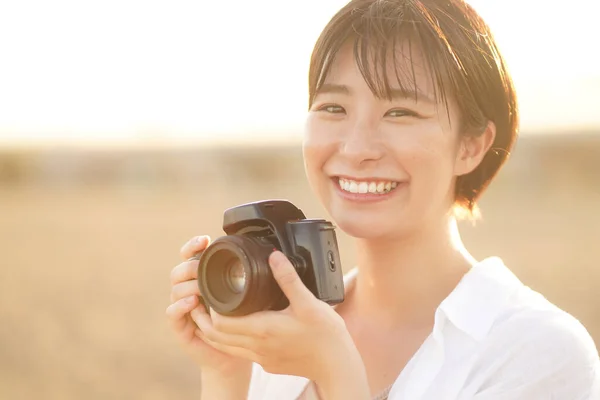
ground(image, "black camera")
xmin=196 ymin=200 xmax=345 ymax=316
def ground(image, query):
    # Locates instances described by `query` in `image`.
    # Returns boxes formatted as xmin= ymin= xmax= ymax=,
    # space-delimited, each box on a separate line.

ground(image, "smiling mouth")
xmin=335 ymin=177 xmax=400 ymax=195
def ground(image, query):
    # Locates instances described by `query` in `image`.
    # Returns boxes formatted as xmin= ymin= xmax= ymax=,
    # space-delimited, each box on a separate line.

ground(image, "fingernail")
xmin=270 ymin=251 xmax=286 ymax=267
xmin=195 ymin=236 xmax=206 ymax=244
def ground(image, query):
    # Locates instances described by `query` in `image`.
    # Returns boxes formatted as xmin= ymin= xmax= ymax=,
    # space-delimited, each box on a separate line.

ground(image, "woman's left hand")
xmin=191 ymin=250 xmax=369 ymax=393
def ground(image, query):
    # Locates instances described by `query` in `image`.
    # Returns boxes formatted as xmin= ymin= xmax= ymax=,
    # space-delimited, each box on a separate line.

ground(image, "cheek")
xmin=389 ymin=127 xmax=458 ymax=191
xmin=301 ymin=140 xmax=319 ymax=189
xmin=302 ymin=118 xmax=335 ymax=193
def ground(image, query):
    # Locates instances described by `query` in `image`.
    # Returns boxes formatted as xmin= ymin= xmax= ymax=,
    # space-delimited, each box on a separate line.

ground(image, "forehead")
xmin=322 ymin=41 xmax=439 ymax=100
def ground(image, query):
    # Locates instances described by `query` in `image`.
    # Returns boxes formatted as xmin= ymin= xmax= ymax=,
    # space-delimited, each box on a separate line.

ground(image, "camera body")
xmin=197 ymin=200 xmax=345 ymax=316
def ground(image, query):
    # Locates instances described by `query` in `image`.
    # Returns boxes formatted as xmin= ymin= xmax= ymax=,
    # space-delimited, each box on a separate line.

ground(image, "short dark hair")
xmin=308 ymin=0 xmax=519 ymax=216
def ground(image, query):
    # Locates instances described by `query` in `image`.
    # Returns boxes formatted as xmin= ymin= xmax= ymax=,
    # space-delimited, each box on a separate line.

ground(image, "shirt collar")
xmin=437 ymin=257 xmax=523 ymax=341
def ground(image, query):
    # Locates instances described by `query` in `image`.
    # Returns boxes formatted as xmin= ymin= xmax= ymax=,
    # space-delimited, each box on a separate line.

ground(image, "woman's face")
xmin=303 ymin=45 xmax=467 ymax=239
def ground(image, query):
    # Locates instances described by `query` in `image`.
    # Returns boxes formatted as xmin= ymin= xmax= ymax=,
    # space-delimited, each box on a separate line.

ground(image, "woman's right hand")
xmin=166 ymin=235 xmax=252 ymax=376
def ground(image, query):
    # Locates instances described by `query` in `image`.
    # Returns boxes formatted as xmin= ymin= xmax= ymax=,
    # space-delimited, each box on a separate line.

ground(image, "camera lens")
xmin=197 ymin=235 xmax=288 ymax=316
xmin=225 ymin=259 xmax=246 ymax=293
xmin=201 ymin=249 xmax=245 ymax=305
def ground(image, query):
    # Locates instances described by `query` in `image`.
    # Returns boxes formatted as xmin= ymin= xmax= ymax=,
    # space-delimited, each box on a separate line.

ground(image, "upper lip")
xmin=334 ymin=174 xmax=402 ymax=182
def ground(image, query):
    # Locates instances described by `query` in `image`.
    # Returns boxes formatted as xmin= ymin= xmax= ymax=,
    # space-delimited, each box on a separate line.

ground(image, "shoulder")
xmin=448 ymin=257 xmax=600 ymax=398
xmin=490 ymin=297 xmax=598 ymax=365
xmin=486 ymin=265 xmax=597 ymax=359
xmin=454 ymin=256 xmax=596 ymax=358
xmin=472 ymin=282 xmax=600 ymax=398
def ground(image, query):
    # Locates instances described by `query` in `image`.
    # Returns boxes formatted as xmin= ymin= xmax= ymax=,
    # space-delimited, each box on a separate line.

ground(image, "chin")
xmin=329 ymin=210 xmax=403 ymax=240
xmin=338 ymin=224 xmax=388 ymax=239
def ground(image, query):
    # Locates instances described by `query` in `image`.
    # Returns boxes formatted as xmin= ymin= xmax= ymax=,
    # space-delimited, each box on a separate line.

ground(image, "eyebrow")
xmin=314 ymin=83 xmax=436 ymax=105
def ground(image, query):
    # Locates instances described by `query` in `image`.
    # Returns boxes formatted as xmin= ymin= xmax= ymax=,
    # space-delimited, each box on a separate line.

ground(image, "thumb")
xmin=269 ymin=251 xmax=314 ymax=307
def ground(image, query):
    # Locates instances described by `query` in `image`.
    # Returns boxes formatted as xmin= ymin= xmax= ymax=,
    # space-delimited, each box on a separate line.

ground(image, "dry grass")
xmin=1 ymin=135 xmax=599 ymax=399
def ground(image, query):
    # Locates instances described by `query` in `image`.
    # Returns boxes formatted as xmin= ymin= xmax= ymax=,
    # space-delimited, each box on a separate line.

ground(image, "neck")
xmin=346 ymin=216 xmax=476 ymax=328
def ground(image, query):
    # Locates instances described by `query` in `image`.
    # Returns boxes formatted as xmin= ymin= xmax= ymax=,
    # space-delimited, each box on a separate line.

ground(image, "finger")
xmin=166 ymin=295 xmax=199 ymax=331
xmin=170 ymin=259 xmax=200 ymax=285
xmin=199 ymin=334 xmax=259 ymax=363
xmin=190 ymin=308 xmax=258 ymax=349
xmin=170 ymin=280 xmax=201 ymax=303
xmin=269 ymin=251 xmax=314 ymax=307
xmin=207 ymin=310 xmax=277 ymax=337
xmin=190 ymin=306 xmax=215 ymax=337
xmin=180 ymin=235 xmax=211 ymax=260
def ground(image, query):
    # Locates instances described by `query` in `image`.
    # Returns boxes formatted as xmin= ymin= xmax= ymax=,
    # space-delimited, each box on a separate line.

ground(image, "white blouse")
xmin=247 ymin=257 xmax=600 ymax=399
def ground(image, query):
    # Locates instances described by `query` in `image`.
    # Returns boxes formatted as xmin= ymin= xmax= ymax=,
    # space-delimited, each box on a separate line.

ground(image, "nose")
xmin=339 ymin=120 xmax=384 ymax=165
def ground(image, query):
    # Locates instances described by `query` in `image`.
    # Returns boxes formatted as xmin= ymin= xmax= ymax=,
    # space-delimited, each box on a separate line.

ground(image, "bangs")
xmin=308 ymin=1 xmax=469 ymax=114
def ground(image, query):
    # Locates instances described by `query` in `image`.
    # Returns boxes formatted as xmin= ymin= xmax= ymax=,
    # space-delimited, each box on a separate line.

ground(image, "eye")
xmin=385 ymin=108 xmax=418 ymax=118
xmin=317 ymin=104 xmax=345 ymax=114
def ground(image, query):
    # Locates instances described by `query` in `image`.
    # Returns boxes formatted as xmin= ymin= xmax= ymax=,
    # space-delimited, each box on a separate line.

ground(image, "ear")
xmin=454 ymin=121 xmax=496 ymax=176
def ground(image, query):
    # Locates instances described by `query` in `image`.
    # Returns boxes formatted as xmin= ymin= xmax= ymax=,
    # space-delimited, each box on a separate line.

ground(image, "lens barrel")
xmin=197 ymin=235 xmax=286 ymax=316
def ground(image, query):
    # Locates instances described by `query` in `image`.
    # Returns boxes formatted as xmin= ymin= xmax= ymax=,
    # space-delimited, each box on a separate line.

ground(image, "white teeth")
xmin=337 ymin=178 xmax=400 ymax=195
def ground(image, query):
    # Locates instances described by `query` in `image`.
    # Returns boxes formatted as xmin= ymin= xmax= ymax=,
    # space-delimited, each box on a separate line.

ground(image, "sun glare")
xmin=0 ymin=0 xmax=597 ymax=146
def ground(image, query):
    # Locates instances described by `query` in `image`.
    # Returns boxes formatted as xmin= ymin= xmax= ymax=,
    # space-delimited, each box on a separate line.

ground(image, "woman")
xmin=167 ymin=0 xmax=600 ymax=399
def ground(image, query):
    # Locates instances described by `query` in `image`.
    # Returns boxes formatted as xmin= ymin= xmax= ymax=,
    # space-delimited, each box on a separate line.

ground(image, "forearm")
xmin=200 ymin=364 xmax=252 ymax=400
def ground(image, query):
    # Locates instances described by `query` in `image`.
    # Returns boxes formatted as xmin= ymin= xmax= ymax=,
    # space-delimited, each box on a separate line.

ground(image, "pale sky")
xmin=0 ymin=0 xmax=598 ymax=146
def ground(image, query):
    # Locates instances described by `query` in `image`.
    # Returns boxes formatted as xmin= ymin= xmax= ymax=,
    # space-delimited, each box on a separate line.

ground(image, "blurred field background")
xmin=1 ymin=0 xmax=600 ymax=399
xmin=1 ymin=131 xmax=599 ymax=399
